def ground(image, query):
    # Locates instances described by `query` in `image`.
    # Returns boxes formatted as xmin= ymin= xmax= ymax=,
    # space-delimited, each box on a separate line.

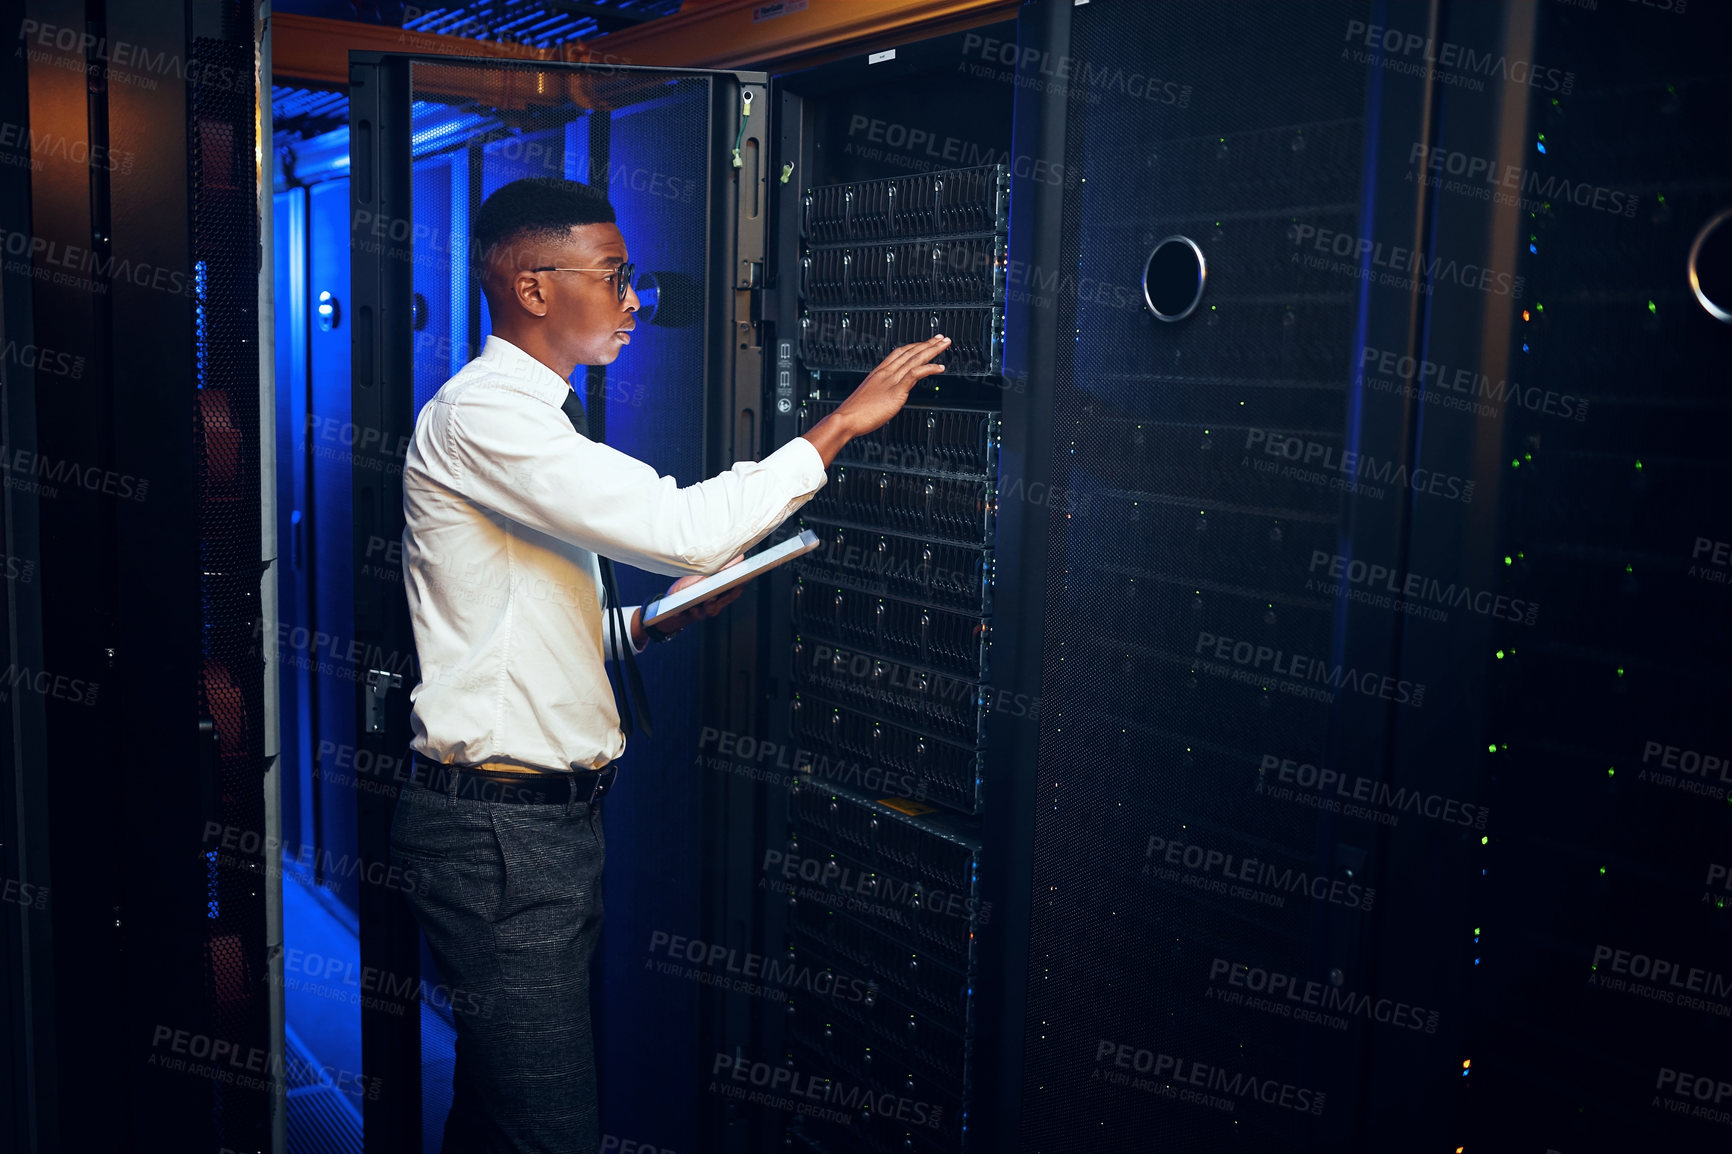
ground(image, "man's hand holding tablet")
xmin=639 ymin=553 xmax=749 ymax=641
xmin=640 ymin=530 xmax=823 ymax=641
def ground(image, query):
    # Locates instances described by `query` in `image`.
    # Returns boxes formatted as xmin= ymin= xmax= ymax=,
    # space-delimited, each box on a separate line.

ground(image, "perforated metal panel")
xmin=1018 ymin=2 xmax=1399 ymax=1150
xmin=192 ymin=29 xmax=270 ymax=1154
xmin=1017 ymin=1 xmax=1732 ymax=1151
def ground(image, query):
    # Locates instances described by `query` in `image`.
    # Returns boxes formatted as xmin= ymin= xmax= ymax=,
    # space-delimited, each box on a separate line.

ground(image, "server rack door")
xmin=273 ymin=186 xmax=314 ymax=864
xmin=347 ymin=54 xmax=769 ymax=1153
xmin=1013 ymin=0 xmax=1445 ymax=1148
xmin=1398 ymin=3 xmax=1732 ymax=1151
xmin=1015 ymin=0 xmax=1732 ymax=1151
xmin=307 ymin=177 xmax=363 ymax=918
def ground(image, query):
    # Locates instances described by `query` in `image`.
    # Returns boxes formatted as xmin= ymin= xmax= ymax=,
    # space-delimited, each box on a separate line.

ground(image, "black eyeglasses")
xmin=528 ymin=261 xmax=636 ymax=305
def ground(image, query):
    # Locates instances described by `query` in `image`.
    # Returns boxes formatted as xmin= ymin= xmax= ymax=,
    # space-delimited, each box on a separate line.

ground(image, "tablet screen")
xmin=641 ymin=529 xmax=822 ymax=626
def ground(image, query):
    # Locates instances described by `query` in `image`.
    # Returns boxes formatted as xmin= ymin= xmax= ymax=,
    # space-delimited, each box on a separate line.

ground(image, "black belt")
xmin=409 ymin=753 xmax=617 ymax=807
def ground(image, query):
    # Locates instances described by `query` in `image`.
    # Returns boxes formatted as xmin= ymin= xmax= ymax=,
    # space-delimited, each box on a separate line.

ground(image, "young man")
xmin=389 ymin=176 xmax=949 ymax=1153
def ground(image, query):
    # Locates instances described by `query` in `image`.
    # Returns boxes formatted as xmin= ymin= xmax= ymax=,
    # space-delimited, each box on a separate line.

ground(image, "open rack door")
xmin=346 ymin=54 xmax=768 ymax=1153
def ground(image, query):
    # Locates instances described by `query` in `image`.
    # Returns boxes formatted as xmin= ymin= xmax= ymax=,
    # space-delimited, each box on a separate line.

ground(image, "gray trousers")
xmin=390 ymin=769 xmax=607 ymax=1153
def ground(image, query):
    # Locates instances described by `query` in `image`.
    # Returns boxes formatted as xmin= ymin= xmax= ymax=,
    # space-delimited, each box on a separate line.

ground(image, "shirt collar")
xmin=477 ymin=334 xmax=577 ymax=408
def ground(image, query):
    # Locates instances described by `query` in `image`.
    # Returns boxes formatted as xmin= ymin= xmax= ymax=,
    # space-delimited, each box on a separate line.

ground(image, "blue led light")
xmin=194 ymin=260 xmax=209 ymax=390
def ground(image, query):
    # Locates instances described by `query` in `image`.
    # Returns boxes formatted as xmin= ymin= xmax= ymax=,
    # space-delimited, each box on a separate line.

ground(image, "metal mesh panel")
xmin=191 ymin=29 xmax=269 ymax=1152
xmin=1019 ymin=4 xmax=1372 ymax=1151
xmin=1019 ymin=0 xmax=1732 ymax=1150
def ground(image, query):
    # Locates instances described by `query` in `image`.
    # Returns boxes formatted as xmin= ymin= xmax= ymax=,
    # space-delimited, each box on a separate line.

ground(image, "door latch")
xmin=364 ymin=669 xmax=402 ymax=734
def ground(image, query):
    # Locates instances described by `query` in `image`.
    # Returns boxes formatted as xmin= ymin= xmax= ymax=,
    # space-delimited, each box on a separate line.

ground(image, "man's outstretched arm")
xmin=444 ymin=336 xmax=952 ymax=576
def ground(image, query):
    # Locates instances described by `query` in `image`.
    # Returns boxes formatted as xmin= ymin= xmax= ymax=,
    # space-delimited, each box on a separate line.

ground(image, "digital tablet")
xmin=642 ymin=529 xmax=822 ymax=626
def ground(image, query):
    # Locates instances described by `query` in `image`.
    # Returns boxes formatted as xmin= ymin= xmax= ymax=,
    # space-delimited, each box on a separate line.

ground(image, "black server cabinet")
xmin=1007 ymin=1 xmax=1732 ymax=1153
xmin=344 ymin=1 xmax=1732 ymax=1150
xmin=757 ymin=25 xmax=1029 ymax=1154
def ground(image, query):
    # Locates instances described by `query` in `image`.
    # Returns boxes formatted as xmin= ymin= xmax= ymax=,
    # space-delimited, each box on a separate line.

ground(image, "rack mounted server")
xmin=773 ymin=164 xmax=1009 ymax=1154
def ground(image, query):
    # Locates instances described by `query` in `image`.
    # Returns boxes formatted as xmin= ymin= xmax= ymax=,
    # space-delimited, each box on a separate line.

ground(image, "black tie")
xmin=560 ymin=387 xmax=654 ymax=742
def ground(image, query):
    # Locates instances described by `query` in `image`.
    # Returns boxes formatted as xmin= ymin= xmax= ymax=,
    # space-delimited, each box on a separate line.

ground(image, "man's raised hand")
xmin=798 ymin=335 xmax=950 ymax=467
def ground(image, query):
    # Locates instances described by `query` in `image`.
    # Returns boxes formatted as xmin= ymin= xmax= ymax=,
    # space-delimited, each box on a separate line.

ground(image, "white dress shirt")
xmin=402 ymin=335 xmax=828 ymax=772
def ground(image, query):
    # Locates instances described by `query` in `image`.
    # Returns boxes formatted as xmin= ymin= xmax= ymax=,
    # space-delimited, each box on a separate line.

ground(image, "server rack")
xmin=778 ymin=165 xmax=1008 ymax=1151
xmin=337 ymin=2 xmax=1732 ymax=1150
xmin=754 ymin=31 xmax=1032 ymax=1154
xmin=1011 ymin=0 xmax=1732 ymax=1152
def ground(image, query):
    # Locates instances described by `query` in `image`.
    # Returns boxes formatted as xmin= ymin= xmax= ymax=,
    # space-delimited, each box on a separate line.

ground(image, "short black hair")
xmin=473 ymin=177 xmax=615 ymax=270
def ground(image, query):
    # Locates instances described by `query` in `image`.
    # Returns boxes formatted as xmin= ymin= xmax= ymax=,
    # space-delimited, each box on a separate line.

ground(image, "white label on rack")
xmin=868 ymin=48 xmax=896 ymax=65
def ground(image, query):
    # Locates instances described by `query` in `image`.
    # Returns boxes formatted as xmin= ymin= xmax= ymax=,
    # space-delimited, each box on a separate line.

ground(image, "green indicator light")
xmin=1511 ymin=458 xmax=1521 ymax=468
xmin=1598 ymin=867 xmax=1606 ymax=875
xmin=1634 ymin=459 xmax=1644 ymax=470
xmin=1495 ymin=650 xmax=1505 ymax=659
xmin=1474 ymin=927 xmax=1481 ymax=935
xmin=1481 ymin=836 xmax=1490 ymax=846
xmin=1504 ymin=556 xmax=1512 ymax=565
xmin=1536 ymin=302 xmax=1544 ymax=312
xmin=1488 ymin=743 xmax=1498 ymax=752
xmin=1616 ymin=667 xmax=1625 ymax=677
xmin=1647 ymin=300 xmax=1657 ymax=314
xmin=1625 ymin=564 xmax=1633 ymax=573
xmin=1538 ymin=133 xmax=1546 ymax=141
xmin=1607 ymin=767 xmax=1615 ymax=777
